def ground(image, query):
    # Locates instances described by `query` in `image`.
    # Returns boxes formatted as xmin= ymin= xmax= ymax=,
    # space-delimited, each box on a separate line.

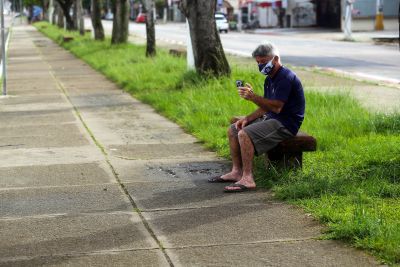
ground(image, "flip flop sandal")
xmin=224 ymin=183 xmax=256 ymax=193
xmin=208 ymin=176 xmax=237 ymax=183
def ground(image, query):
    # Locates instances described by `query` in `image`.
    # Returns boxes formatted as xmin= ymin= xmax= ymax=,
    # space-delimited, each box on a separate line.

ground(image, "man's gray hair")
xmin=252 ymin=43 xmax=280 ymax=58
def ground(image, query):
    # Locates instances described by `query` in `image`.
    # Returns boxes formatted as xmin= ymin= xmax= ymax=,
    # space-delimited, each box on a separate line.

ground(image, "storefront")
xmin=239 ymin=0 xmax=317 ymax=28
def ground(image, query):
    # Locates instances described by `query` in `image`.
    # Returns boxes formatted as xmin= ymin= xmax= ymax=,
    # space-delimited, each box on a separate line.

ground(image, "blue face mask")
xmin=258 ymin=58 xmax=275 ymax=76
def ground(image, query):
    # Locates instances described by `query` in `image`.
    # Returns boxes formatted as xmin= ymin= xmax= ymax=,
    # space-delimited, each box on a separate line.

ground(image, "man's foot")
xmin=223 ymin=178 xmax=256 ymax=192
xmin=224 ymin=183 xmax=256 ymax=193
xmin=208 ymin=171 xmax=241 ymax=183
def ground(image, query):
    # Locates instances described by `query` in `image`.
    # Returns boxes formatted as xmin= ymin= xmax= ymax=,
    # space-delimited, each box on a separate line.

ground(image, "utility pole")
xmin=375 ymin=0 xmax=384 ymax=30
xmin=344 ymin=0 xmax=354 ymax=40
xmin=1 ymin=0 xmax=7 ymax=95
xmin=237 ymin=6 xmax=242 ymax=31
xmin=19 ymin=0 xmax=22 ymax=23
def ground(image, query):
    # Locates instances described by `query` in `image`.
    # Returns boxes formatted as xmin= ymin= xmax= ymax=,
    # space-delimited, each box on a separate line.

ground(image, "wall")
xmin=353 ymin=0 xmax=399 ymax=18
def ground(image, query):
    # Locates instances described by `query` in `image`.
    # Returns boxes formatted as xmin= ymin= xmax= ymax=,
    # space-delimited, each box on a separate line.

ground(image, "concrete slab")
xmin=67 ymin=94 xmax=136 ymax=109
xmin=142 ymin=205 xmax=323 ymax=247
xmin=0 ymin=95 xmax=65 ymax=106
xmin=125 ymin=181 xmax=270 ymax=211
xmin=83 ymin=119 xmax=197 ymax=145
xmin=1 ymin=250 xmax=169 ymax=267
xmin=0 ymin=133 xmax=89 ymax=148
xmin=0 ymin=124 xmax=86 ymax=138
xmin=5 ymin=86 xmax=60 ymax=94
xmin=83 ymin=111 xmax=180 ymax=128
xmin=0 ymin=111 xmax=77 ymax=127
xmin=59 ymin=86 xmax=123 ymax=96
xmin=109 ymin=143 xmax=215 ymax=160
xmin=7 ymin=74 xmax=54 ymax=81
xmin=0 ymin=184 xmax=131 ymax=217
xmin=0 ymin=146 xmax=104 ymax=168
xmin=167 ymin=240 xmax=379 ymax=266
xmin=6 ymin=80 xmax=58 ymax=88
xmin=0 ymin=213 xmax=158 ymax=259
xmin=111 ymin=158 xmax=228 ymax=183
xmin=0 ymin=102 xmax=72 ymax=112
xmin=7 ymin=64 xmax=50 ymax=70
xmin=0 ymin=162 xmax=114 ymax=188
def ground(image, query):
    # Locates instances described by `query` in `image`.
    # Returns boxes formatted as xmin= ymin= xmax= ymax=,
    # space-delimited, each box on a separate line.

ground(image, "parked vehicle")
xmin=103 ymin=11 xmax=113 ymax=20
xmin=215 ymin=14 xmax=228 ymax=33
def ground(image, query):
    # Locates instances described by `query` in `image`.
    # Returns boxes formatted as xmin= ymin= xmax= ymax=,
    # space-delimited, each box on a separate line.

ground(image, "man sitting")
xmin=209 ymin=43 xmax=306 ymax=193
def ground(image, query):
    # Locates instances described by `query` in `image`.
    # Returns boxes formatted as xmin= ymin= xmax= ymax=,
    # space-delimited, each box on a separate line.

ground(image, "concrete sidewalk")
xmin=0 ymin=25 xmax=381 ymax=266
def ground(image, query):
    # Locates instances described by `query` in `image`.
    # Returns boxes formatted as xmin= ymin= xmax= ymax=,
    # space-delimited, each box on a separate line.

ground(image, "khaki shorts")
xmin=230 ymin=117 xmax=294 ymax=156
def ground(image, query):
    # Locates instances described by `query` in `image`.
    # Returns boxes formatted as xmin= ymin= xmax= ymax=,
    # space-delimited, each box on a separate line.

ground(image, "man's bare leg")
xmin=225 ymin=130 xmax=256 ymax=189
xmin=220 ymin=127 xmax=242 ymax=181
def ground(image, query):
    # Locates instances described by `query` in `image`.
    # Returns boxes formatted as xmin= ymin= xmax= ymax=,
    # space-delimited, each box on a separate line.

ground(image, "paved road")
xmin=87 ymin=19 xmax=400 ymax=84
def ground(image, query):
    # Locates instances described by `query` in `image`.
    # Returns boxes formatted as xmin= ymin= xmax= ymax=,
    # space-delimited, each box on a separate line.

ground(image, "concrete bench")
xmin=230 ymin=116 xmax=317 ymax=169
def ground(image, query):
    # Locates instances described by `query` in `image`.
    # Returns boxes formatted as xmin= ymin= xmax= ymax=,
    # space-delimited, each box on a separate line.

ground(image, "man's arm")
xmin=245 ymin=108 xmax=265 ymax=122
xmin=239 ymin=84 xmax=284 ymax=114
xmin=235 ymin=108 xmax=264 ymax=131
xmin=250 ymin=95 xmax=284 ymax=114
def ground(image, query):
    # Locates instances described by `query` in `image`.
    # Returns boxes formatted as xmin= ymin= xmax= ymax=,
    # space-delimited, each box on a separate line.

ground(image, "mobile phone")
xmin=235 ymin=80 xmax=244 ymax=88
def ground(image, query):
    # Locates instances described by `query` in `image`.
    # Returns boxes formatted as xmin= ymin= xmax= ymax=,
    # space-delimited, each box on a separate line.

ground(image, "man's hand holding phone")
xmin=238 ymin=82 xmax=255 ymax=101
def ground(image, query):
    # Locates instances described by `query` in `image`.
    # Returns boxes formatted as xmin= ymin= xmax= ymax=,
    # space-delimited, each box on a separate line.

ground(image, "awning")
xmin=255 ymin=0 xmax=282 ymax=8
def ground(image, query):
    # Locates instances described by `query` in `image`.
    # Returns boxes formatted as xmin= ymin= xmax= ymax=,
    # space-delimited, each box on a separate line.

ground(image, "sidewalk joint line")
xmin=163 ymin=237 xmax=319 ymax=250
xmin=138 ymin=203 xmax=281 ymax=213
xmin=0 ymin=210 xmax=136 ymax=221
xmin=34 ymin=34 xmax=175 ymax=267
xmin=0 ymin=247 xmax=161 ymax=264
xmin=0 ymin=182 xmax=118 ymax=191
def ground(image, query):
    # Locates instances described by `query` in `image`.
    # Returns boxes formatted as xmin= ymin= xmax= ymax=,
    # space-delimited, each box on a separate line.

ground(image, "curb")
xmin=315 ymin=67 xmax=400 ymax=89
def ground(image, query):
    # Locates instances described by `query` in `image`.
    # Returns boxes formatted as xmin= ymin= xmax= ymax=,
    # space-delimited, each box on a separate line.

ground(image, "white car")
xmin=215 ymin=14 xmax=229 ymax=33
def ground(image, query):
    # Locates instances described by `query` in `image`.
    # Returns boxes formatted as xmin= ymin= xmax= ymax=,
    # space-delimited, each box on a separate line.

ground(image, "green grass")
xmin=35 ymin=22 xmax=400 ymax=265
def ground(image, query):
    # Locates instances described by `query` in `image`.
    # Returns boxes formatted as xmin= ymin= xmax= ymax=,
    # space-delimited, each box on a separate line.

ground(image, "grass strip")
xmin=35 ymin=22 xmax=400 ymax=265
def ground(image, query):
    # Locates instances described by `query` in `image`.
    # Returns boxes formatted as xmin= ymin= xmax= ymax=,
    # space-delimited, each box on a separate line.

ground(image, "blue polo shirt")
xmin=264 ymin=66 xmax=305 ymax=135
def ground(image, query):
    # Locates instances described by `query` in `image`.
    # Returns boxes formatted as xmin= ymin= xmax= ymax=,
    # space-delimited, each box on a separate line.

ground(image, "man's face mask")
xmin=258 ymin=57 xmax=275 ymax=76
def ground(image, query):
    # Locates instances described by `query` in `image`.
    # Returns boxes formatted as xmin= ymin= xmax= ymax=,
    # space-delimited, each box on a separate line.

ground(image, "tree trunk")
xmin=91 ymin=0 xmax=105 ymax=40
xmin=179 ymin=0 xmax=230 ymax=77
xmin=42 ymin=0 xmax=49 ymax=21
xmin=56 ymin=0 xmax=75 ymax=30
xmin=57 ymin=4 xmax=64 ymax=28
xmin=111 ymin=0 xmax=129 ymax=44
xmin=52 ymin=1 xmax=58 ymax=25
xmin=73 ymin=1 xmax=78 ymax=30
xmin=145 ymin=0 xmax=156 ymax=56
xmin=77 ymin=0 xmax=84 ymax=35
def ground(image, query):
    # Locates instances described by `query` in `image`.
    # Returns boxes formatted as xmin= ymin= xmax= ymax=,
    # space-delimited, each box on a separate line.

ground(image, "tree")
xmin=144 ymin=0 xmax=156 ymax=56
xmin=55 ymin=0 xmax=75 ymax=30
xmin=56 ymin=2 xmax=64 ymax=28
xmin=73 ymin=0 xmax=78 ymax=29
xmin=51 ymin=0 xmax=58 ymax=24
xmin=111 ymin=0 xmax=129 ymax=44
xmin=77 ymin=0 xmax=85 ymax=35
xmin=179 ymin=0 xmax=230 ymax=77
xmin=91 ymin=0 xmax=105 ymax=40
